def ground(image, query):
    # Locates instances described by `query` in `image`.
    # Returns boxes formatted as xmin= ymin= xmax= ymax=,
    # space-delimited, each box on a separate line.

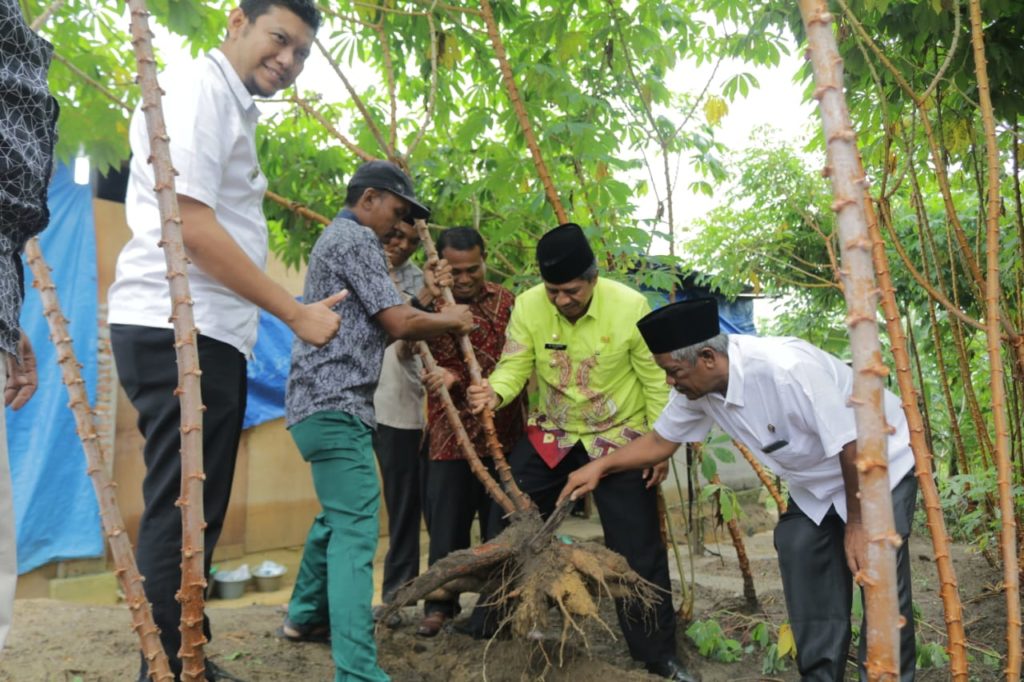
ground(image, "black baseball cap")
xmin=349 ymin=160 xmax=431 ymax=220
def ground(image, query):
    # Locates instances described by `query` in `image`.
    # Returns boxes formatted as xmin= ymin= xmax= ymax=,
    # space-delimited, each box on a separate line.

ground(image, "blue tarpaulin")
xmin=7 ymin=164 xmax=103 ymax=573
xmin=642 ymin=279 xmax=757 ymax=337
xmin=243 ymin=309 xmax=294 ymax=429
xmin=665 ymin=287 xmax=757 ymax=336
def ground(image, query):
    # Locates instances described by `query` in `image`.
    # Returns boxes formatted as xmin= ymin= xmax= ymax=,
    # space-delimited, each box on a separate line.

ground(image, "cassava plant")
xmin=24 ymin=238 xmax=173 ymax=681
xmin=412 ymin=219 xmax=533 ymax=513
xmin=967 ymin=0 xmax=1021 ymax=676
xmin=126 ymin=1 xmax=209 ymax=679
xmin=799 ymin=0 xmax=902 ymax=677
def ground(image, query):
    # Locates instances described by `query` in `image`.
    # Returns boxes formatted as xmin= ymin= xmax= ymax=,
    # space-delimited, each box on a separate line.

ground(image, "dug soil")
xmin=0 ymin=518 xmax=1009 ymax=681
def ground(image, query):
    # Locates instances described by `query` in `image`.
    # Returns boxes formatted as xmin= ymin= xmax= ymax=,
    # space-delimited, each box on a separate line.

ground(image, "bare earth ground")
xmin=0 ymin=516 xmax=1009 ymax=682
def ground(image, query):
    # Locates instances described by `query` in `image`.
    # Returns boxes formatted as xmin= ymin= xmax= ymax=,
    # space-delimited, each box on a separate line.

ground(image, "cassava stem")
xmin=799 ymin=2 xmax=902 ymax=677
xmin=126 ymin=3 xmax=208 ymax=678
xmin=24 ymin=239 xmax=173 ymax=681
xmin=414 ymin=219 xmax=533 ymax=513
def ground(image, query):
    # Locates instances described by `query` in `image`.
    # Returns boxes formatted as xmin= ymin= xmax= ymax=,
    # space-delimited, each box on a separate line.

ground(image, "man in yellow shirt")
xmin=467 ymin=223 xmax=694 ymax=682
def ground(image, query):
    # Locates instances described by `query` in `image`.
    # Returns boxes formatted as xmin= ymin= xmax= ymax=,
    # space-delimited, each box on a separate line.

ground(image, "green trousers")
xmin=288 ymin=411 xmax=389 ymax=682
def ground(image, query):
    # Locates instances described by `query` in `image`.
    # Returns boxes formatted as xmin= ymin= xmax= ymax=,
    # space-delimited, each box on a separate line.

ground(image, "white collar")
xmin=206 ymin=48 xmax=260 ymax=118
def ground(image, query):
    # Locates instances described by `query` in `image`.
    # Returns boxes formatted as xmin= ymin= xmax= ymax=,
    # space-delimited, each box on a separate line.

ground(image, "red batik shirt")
xmin=426 ymin=281 xmax=525 ymax=461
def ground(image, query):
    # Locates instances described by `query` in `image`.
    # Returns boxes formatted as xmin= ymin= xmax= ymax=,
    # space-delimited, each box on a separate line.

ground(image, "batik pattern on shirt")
xmin=425 ymin=282 xmax=525 ymax=461
xmin=286 ymin=214 xmax=402 ymax=428
xmin=0 ymin=1 xmax=58 ymax=353
xmin=487 ymin=278 xmax=668 ymax=458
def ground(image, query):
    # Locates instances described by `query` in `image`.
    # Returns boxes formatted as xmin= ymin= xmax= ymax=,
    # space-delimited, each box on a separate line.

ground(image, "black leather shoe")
xmin=645 ymin=657 xmax=698 ymax=682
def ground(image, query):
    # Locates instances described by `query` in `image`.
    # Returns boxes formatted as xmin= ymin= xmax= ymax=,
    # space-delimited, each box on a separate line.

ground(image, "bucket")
xmin=253 ymin=566 xmax=287 ymax=592
xmin=214 ymin=575 xmax=249 ymax=600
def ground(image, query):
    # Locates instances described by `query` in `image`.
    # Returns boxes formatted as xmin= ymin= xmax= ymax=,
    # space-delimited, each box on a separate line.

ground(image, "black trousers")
xmin=373 ymin=424 xmax=426 ymax=603
xmin=112 ymin=325 xmax=247 ymax=681
xmin=478 ymin=437 xmax=677 ymax=664
xmin=774 ymin=473 xmax=918 ymax=681
xmin=423 ymin=457 xmax=499 ymax=617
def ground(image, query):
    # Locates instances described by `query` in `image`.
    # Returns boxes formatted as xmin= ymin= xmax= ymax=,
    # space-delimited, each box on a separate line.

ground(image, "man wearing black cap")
xmin=559 ymin=297 xmax=918 ymax=681
xmin=282 ymin=160 xmax=475 ymax=681
xmin=466 ymin=223 xmax=694 ymax=681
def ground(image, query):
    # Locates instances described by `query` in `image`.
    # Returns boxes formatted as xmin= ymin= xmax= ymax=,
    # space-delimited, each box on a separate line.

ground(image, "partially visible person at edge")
xmin=108 ymin=2 xmax=342 ymax=679
xmin=370 ymin=219 xmax=435 ymax=628
xmin=415 ymin=227 xmax=526 ymax=638
xmin=0 ymin=0 xmax=58 ymax=652
xmin=559 ymin=297 xmax=918 ymax=681
xmin=280 ymin=160 xmax=475 ymax=682
xmin=465 ymin=224 xmax=696 ymax=682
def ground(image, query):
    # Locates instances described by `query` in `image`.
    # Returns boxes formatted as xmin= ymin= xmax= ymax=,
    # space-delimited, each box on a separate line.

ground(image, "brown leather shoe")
xmin=416 ymin=611 xmax=449 ymax=637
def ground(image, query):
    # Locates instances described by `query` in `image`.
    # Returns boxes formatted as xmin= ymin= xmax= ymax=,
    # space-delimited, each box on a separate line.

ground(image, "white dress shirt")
xmin=108 ymin=49 xmax=268 ymax=356
xmin=654 ymin=335 xmax=915 ymax=524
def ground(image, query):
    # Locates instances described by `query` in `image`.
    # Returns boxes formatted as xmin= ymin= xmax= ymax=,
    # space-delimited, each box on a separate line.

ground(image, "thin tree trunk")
xmin=413 ymin=220 xmax=532 ymax=513
xmin=478 ymin=0 xmax=568 ymax=224
xmin=925 ymin=301 xmax=970 ymax=478
xmin=415 ymin=341 xmax=517 ymax=516
xmin=264 ymin=190 xmax=330 ymax=226
xmin=731 ymin=439 xmax=786 ymax=514
xmin=799 ymin=2 xmax=901 ymax=677
xmin=126 ymin=3 xmax=208 ymax=678
xmin=711 ymin=474 xmax=756 ymax=608
xmin=24 ymin=239 xmax=173 ymax=681
xmin=865 ymin=203 xmax=969 ymax=676
xmin=966 ymin=2 xmax=1022 ymax=677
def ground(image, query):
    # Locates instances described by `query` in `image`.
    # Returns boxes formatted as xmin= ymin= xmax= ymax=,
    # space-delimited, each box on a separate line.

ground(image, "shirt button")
xmin=549 ymin=360 xmax=557 ymax=367
xmin=552 ymin=334 xmax=559 ymax=340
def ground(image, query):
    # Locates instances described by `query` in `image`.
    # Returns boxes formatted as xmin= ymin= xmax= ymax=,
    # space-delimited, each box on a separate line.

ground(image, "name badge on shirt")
xmin=544 ymin=343 xmax=567 ymax=350
xmin=761 ymin=439 xmax=788 ymax=454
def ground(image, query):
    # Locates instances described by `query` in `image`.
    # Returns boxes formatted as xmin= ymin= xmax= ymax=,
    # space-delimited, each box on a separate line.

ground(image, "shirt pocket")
xmin=583 ymin=344 xmax=629 ymax=389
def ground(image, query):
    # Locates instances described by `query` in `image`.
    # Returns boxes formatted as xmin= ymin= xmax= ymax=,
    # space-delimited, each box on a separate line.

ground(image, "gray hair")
xmin=669 ymin=332 xmax=729 ymax=365
xmin=579 ymin=261 xmax=598 ymax=282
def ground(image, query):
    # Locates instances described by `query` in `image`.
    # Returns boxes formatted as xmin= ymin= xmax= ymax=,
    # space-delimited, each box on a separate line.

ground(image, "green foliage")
xmin=696 ymin=430 xmax=735 ymax=483
xmin=761 ymin=643 xmax=790 ymax=675
xmin=20 ymin=0 xmax=1024 ymax=554
xmin=937 ymin=470 xmax=1001 ymax=547
xmin=685 ymin=619 xmax=743 ymax=662
xmin=917 ymin=641 xmax=949 ymax=669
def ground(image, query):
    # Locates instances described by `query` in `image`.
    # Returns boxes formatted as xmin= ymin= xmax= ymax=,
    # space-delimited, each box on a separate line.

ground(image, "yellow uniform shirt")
xmin=488 ymin=278 xmax=669 ymax=457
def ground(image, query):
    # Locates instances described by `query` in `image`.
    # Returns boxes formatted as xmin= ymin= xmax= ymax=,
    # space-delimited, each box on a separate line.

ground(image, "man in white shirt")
xmin=559 ymin=298 xmax=917 ymax=681
xmin=107 ymin=2 xmax=341 ymax=679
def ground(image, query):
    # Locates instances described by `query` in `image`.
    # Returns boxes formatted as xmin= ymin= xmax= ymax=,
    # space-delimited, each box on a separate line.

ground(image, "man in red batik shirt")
xmin=416 ymin=227 xmax=525 ymax=637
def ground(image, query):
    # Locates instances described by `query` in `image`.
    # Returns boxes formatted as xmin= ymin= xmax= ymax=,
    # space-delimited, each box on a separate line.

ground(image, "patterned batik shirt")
xmin=0 ymin=1 xmax=59 ymax=354
xmin=487 ymin=277 xmax=668 ymax=459
xmin=425 ymin=282 xmax=525 ymax=461
xmin=285 ymin=210 xmax=402 ymax=428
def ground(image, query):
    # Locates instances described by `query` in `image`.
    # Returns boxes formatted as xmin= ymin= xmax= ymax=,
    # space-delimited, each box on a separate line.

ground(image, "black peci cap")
xmin=535 ymin=223 xmax=596 ymax=284
xmin=637 ymin=297 xmax=720 ymax=354
xmin=349 ymin=160 xmax=430 ymax=220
